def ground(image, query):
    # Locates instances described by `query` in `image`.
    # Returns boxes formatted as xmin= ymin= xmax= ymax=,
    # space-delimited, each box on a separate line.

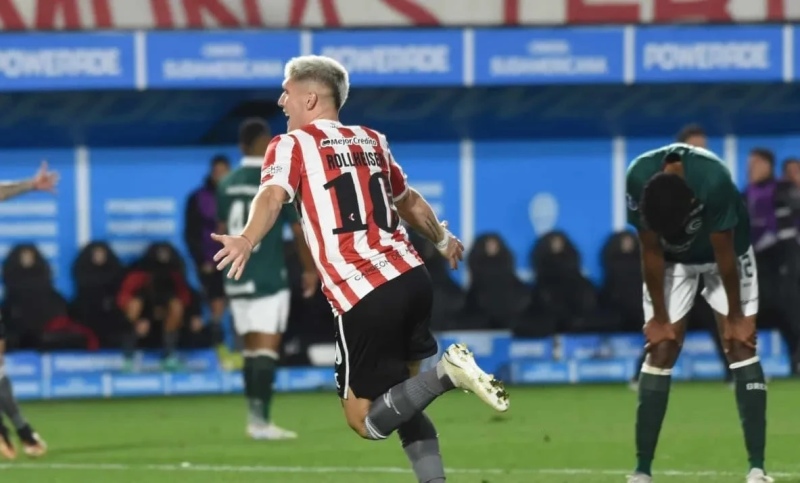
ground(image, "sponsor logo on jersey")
xmin=319 ymin=136 xmax=378 ymax=148
xmin=261 ymin=164 xmax=283 ymax=178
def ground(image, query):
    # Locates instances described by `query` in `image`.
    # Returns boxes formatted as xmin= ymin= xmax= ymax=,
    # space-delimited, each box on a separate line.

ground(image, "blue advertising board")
xmin=87 ymin=146 xmax=237 ymax=263
xmin=145 ymin=31 xmax=301 ymax=88
xmin=0 ymin=33 xmax=136 ymax=91
xmin=474 ymin=27 xmax=625 ymax=85
xmin=635 ymin=26 xmax=784 ymax=83
xmin=3 ymin=329 xmax=791 ymax=401
xmin=0 ymin=25 xmax=796 ymax=93
xmin=312 ymin=29 xmax=464 ymax=86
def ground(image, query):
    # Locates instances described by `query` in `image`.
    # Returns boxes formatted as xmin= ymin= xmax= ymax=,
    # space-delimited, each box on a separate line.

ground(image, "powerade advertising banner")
xmin=635 ymin=25 xmax=785 ymax=82
xmin=0 ymin=33 xmax=136 ymax=91
xmin=311 ymin=29 xmax=464 ymax=86
xmin=0 ymin=25 xmax=796 ymax=91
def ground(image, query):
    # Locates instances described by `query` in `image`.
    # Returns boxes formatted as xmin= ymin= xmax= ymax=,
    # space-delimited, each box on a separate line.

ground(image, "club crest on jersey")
xmin=686 ymin=217 xmax=702 ymax=234
xmin=262 ymin=164 xmax=283 ymax=178
xmin=320 ymin=136 xmax=378 ymax=148
xmin=684 ymin=203 xmax=705 ymax=234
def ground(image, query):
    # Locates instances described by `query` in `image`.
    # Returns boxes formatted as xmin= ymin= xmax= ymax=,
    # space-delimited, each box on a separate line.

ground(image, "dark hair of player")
xmin=210 ymin=153 xmax=230 ymax=168
xmin=782 ymin=157 xmax=800 ymax=175
xmin=750 ymin=148 xmax=775 ymax=169
xmin=640 ymin=172 xmax=696 ymax=241
xmin=238 ymin=118 xmax=271 ymax=152
xmin=676 ymin=124 xmax=706 ymax=143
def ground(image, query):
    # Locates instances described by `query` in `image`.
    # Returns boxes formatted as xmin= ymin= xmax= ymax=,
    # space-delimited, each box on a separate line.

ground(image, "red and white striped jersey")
xmin=260 ymin=119 xmax=423 ymax=315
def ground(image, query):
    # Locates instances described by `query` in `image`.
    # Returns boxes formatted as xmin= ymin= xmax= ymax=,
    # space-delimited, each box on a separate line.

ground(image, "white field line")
xmin=0 ymin=462 xmax=797 ymax=478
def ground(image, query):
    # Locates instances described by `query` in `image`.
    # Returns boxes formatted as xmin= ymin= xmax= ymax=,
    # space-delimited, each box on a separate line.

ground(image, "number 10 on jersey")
xmin=324 ymin=171 xmax=399 ymax=235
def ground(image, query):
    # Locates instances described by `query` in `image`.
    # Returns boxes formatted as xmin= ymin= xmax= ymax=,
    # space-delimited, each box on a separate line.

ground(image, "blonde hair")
xmin=284 ymin=55 xmax=350 ymax=110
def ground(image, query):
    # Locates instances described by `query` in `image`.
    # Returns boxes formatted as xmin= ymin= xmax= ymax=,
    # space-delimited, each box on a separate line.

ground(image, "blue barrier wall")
xmin=5 ymin=329 xmax=791 ymax=401
xmin=0 ymin=134 xmax=790 ymax=294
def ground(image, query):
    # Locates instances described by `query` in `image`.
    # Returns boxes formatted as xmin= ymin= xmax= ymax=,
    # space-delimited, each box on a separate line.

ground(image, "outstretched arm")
xmin=0 ymin=179 xmax=35 ymax=201
xmin=0 ymin=161 xmax=59 ymax=202
xmin=213 ymin=135 xmax=301 ymax=280
xmin=240 ymin=185 xmax=286 ymax=248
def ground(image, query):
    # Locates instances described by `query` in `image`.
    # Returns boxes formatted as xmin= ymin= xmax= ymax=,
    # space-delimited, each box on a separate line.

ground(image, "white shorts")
xmin=643 ymin=246 xmax=759 ymax=324
xmin=230 ymin=290 xmax=291 ymax=335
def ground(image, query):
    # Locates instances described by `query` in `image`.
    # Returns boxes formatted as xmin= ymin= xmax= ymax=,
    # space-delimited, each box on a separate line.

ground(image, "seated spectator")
xmin=117 ymin=242 xmax=192 ymax=371
xmin=2 ymin=244 xmax=97 ymax=351
xmin=407 ymin=229 xmax=465 ymax=331
xmin=71 ymin=242 xmax=131 ymax=349
xmin=463 ymin=233 xmax=532 ymax=331
xmin=599 ymin=231 xmax=644 ymax=332
xmin=530 ymin=231 xmax=611 ymax=333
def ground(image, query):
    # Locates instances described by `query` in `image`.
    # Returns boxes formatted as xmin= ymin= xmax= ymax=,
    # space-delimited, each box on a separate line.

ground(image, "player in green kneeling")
xmin=216 ymin=118 xmax=318 ymax=440
xmin=625 ymin=143 xmax=771 ymax=483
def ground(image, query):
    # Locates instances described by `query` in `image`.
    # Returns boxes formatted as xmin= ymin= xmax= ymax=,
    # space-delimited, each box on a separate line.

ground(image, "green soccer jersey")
xmin=216 ymin=158 xmax=300 ymax=299
xmin=626 ymin=142 xmax=750 ymax=264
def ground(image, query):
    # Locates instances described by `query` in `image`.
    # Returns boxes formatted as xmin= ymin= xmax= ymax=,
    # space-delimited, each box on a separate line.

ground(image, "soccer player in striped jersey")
xmin=212 ymin=55 xmax=509 ymax=482
xmin=0 ymin=161 xmax=56 ymax=460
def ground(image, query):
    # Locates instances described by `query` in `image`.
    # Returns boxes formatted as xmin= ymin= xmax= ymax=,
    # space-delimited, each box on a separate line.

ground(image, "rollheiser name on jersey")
xmin=260 ymin=119 xmax=423 ymax=315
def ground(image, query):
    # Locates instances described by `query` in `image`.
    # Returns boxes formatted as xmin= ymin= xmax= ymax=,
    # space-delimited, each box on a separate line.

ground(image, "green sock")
xmin=732 ymin=357 xmax=767 ymax=471
xmin=251 ymin=355 xmax=277 ymax=423
xmin=243 ymin=356 xmax=264 ymax=426
xmin=635 ymin=366 xmax=672 ymax=476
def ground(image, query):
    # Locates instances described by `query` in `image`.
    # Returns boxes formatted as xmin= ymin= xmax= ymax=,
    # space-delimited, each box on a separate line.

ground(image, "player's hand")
xmin=643 ymin=316 xmax=677 ymax=349
xmin=436 ymin=221 xmax=464 ymax=270
xmin=135 ymin=319 xmax=150 ymax=337
xmin=301 ymin=271 xmax=318 ymax=299
xmin=724 ymin=313 xmax=756 ymax=349
xmin=32 ymin=160 xmax=59 ymax=193
xmin=211 ymin=233 xmax=253 ymax=280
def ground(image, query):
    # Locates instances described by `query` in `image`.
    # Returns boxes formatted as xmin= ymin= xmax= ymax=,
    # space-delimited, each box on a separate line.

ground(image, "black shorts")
xmin=334 ymin=265 xmax=438 ymax=401
xmin=199 ymin=269 xmax=225 ymax=301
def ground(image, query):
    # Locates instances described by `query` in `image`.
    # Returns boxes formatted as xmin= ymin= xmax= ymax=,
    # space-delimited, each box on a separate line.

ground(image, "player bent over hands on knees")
xmin=625 ymin=143 xmax=771 ymax=483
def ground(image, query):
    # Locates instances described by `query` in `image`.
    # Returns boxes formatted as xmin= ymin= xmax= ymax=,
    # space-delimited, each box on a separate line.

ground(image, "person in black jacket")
xmin=184 ymin=155 xmax=230 ymax=347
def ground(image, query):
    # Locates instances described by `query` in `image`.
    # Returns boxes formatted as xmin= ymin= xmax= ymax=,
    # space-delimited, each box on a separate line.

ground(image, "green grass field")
xmin=1 ymin=381 xmax=800 ymax=482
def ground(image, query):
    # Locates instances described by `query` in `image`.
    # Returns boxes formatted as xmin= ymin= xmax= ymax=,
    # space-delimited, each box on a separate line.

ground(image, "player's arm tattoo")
xmin=710 ymin=230 xmax=743 ymax=317
xmin=639 ymin=230 xmax=669 ymax=321
xmin=0 ymin=179 xmax=34 ymax=201
xmin=396 ymin=189 xmax=445 ymax=244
